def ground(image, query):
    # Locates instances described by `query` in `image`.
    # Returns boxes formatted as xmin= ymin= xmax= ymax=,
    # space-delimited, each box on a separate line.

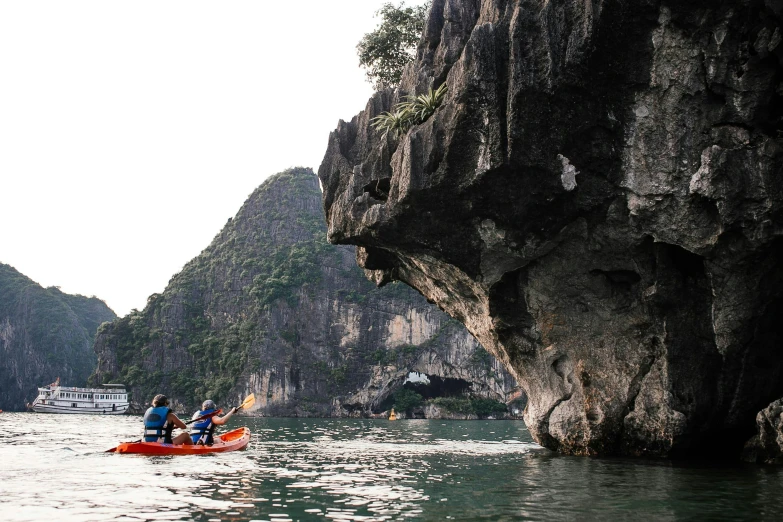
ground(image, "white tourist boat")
xmin=29 ymin=378 xmax=129 ymax=415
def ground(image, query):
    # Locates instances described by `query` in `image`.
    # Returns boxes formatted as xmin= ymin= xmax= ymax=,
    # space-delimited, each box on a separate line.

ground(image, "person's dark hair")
xmin=152 ymin=394 xmax=169 ymax=407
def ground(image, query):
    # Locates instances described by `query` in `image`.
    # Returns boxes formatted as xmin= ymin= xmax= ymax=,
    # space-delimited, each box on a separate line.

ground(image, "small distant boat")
xmin=389 ymin=408 xmax=397 ymax=421
xmin=29 ymin=378 xmax=129 ymax=415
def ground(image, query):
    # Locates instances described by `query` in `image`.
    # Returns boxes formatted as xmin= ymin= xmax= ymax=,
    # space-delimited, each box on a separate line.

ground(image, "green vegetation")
xmin=393 ymin=388 xmax=423 ymax=414
xmin=406 ymin=83 xmax=449 ymax=122
xmin=371 ymin=84 xmax=447 ymax=139
xmin=357 ymin=2 xmax=430 ymax=89
xmin=431 ymin=397 xmax=508 ymax=418
xmin=371 ymin=106 xmax=416 ymax=140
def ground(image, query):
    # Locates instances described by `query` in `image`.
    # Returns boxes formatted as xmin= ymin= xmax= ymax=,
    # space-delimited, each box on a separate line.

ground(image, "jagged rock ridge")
xmin=319 ymin=0 xmax=783 ymax=457
xmin=91 ymin=168 xmax=520 ymax=415
xmin=0 ymin=263 xmax=116 ymax=410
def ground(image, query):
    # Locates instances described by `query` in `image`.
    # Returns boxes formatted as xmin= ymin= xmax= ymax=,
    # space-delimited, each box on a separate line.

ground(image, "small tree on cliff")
xmin=357 ymin=2 xmax=431 ymax=89
xmin=393 ymin=388 xmax=423 ymax=415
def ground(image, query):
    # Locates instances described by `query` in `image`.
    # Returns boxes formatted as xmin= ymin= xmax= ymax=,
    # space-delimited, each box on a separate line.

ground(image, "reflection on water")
xmin=1 ymin=413 xmax=782 ymax=521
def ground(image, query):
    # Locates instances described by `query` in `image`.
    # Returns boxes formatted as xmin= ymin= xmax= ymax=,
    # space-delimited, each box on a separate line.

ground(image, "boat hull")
xmin=115 ymin=427 xmax=251 ymax=455
xmin=32 ymin=403 xmax=129 ymax=415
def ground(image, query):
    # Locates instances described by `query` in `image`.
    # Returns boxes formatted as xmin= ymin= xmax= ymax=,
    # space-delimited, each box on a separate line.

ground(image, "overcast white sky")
xmin=0 ymin=1 xmax=427 ymax=317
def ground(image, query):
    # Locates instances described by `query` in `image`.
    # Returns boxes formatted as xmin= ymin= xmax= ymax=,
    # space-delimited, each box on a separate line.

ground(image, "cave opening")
xmin=375 ymin=373 xmax=474 ymax=413
xmin=403 ymin=374 xmax=473 ymax=400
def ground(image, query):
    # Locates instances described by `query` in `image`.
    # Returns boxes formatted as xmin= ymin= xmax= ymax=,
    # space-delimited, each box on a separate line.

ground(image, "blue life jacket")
xmin=190 ymin=408 xmax=218 ymax=445
xmin=143 ymin=406 xmax=173 ymax=443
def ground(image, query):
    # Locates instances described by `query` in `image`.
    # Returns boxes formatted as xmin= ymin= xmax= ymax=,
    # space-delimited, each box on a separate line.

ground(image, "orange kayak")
xmin=115 ymin=427 xmax=250 ymax=455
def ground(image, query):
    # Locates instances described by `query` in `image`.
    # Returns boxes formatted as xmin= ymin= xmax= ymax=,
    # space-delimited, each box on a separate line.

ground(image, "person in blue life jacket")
xmin=143 ymin=394 xmax=192 ymax=445
xmin=190 ymin=400 xmax=237 ymax=445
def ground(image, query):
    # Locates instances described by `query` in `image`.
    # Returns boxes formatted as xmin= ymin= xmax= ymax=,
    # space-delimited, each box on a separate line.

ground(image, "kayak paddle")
xmin=236 ymin=393 xmax=255 ymax=412
xmin=185 ymin=409 xmax=223 ymax=425
xmin=105 ymin=394 xmax=255 ymax=453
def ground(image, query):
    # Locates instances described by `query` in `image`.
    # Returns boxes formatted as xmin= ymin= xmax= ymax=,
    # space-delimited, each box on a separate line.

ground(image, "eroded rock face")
xmin=743 ymin=398 xmax=783 ymax=464
xmin=319 ymin=0 xmax=783 ymax=456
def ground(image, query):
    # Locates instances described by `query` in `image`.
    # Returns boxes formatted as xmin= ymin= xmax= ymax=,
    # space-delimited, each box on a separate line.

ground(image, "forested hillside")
xmin=0 ymin=263 xmax=116 ymax=410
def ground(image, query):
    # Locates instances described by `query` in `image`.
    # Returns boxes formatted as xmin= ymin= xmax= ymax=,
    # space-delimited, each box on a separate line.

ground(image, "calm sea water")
xmin=1 ymin=413 xmax=782 ymax=521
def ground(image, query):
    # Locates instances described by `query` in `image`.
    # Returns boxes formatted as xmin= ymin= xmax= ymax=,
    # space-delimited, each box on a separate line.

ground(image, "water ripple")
xmin=2 ymin=414 xmax=783 ymax=521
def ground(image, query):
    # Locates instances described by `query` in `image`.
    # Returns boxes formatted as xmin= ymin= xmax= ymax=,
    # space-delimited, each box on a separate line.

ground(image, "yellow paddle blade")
xmin=238 ymin=393 xmax=255 ymax=411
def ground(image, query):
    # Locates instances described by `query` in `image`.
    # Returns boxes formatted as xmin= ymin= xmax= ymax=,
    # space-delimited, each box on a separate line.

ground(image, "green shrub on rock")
xmin=371 ymin=84 xmax=447 ymax=139
xmin=393 ymin=388 xmax=423 ymax=414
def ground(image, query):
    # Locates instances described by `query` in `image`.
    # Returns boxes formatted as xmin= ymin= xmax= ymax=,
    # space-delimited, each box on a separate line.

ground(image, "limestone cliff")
xmin=743 ymin=398 xmax=783 ymax=464
xmin=319 ymin=0 xmax=783 ymax=457
xmin=91 ymin=168 xmax=520 ymax=415
xmin=0 ymin=263 xmax=116 ymax=410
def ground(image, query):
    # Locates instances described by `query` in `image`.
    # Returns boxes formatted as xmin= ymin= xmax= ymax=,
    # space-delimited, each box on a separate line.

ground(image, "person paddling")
xmin=190 ymin=400 xmax=237 ymax=445
xmin=143 ymin=394 xmax=192 ymax=445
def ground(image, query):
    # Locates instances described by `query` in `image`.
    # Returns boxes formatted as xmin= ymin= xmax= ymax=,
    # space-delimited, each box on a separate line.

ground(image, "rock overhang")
xmin=319 ymin=0 xmax=783 ymax=458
